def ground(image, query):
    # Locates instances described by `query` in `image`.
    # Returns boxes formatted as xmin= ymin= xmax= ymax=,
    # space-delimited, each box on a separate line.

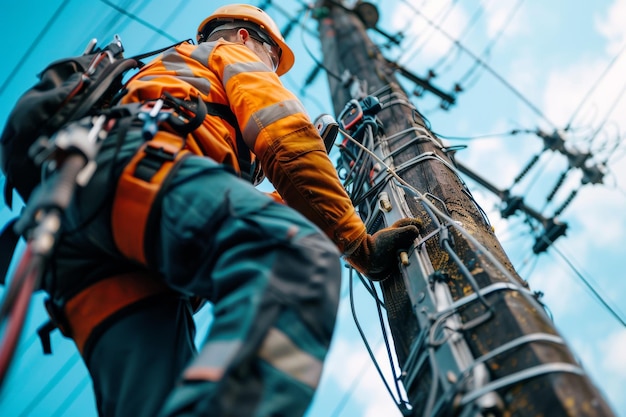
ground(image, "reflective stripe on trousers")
xmin=150 ymin=156 xmax=342 ymax=417
xmin=50 ymin=127 xmax=343 ymax=417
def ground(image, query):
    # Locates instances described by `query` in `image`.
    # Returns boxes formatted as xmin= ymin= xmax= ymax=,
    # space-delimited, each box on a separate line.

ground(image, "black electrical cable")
xmin=50 ymin=373 xmax=91 ymax=417
xmin=565 ymin=40 xmax=626 ymax=131
xmin=430 ymin=0 xmax=491 ymax=74
xmin=458 ymin=0 xmax=525 ymax=89
xmin=397 ymin=0 xmax=557 ymax=130
xmin=435 ymin=128 xmax=533 ymax=141
xmin=400 ymin=0 xmax=460 ymax=65
xmin=348 ymin=271 xmax=400 ymax=403
xmin=98 ymin=0 xmax=178 ymax=43
xmin=550 ymin=243 xmax=626 ymax=328
xmin=0 ymin=0 xmax=71 ymax=97
xmin=298 ymin=5 xmax=343 ymax=83
xmin=17 ymin=352 xmax=81 ymax=417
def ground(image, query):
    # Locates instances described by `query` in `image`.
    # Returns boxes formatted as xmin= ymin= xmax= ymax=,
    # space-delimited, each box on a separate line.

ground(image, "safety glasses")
xmin=247 ymin=29 xmax=282 ymax=72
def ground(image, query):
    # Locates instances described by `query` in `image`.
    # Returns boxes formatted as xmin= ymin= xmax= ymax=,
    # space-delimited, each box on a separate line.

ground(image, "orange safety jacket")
xmin=50 ymin=40 xmax=368 ymax=354
xmin=120 ymin=39 xmax=367 ymax=255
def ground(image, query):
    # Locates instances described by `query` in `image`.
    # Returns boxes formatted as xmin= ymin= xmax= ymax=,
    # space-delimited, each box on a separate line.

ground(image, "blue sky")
xmin=1 ymin=1 xmax=626 ymax=416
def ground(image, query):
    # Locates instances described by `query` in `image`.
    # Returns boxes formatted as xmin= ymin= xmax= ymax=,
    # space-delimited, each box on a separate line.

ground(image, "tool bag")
xmin=0 ymin=36 xmax=189 ymax=207
xmin=0 ymin=36 xmax=188 ymax=282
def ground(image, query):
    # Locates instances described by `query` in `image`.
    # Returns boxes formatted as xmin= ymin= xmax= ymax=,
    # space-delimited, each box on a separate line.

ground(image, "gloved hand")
xmin=346 ymin=218 xmax=422 ymax=281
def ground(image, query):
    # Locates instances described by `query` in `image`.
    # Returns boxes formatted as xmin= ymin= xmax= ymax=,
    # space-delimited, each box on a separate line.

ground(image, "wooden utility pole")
xmin=315 ymin=1 xmax=615 ymax=416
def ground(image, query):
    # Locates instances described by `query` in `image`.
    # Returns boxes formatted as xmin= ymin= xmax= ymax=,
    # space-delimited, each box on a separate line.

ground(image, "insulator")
xmin=546 ymin=170 xmax=568 ymax=202
xmin=513 ymin=153 xmax=540 ymax=185
xmin=554 ymin=189 xmax=578 ymax=216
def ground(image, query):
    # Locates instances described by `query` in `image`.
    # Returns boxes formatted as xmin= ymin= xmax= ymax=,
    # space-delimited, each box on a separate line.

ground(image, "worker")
xmin=39 ymin=3 xmax=421 ymax=417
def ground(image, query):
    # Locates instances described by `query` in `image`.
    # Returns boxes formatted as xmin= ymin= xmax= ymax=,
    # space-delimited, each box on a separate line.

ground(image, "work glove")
xmin=346 ymin=218 xmax=422 ymax=281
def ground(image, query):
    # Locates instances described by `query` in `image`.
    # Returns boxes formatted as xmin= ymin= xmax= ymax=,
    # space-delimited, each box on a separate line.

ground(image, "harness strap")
xmin=54 ymin=272 xmax=170 ymax=355
xmin=111 ymin=130 xmax=189 ymax=265
xmin=204 ymin=102 xmax=256 ymax=183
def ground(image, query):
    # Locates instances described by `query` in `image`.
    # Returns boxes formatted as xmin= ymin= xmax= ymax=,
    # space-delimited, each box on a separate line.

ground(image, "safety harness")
xmin=43 ymin=272 xmax=173 ymax=356
xmin=37 ymin=94 xmax=248 ymax=356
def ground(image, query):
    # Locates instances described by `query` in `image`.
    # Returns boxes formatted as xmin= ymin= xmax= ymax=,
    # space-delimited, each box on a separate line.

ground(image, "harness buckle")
xmin=144 ymin=142 xmax=177 ymax=161
xmin=138 ymin=99 xmax=172 ymax=140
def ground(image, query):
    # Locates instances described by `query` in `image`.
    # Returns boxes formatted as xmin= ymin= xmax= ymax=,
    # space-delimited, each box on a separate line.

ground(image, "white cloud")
xmin=597 ymin=329 xmax=626 ymax=408
xmin=462 ymin=135 xmax=524 ymax=186
xmin=481 ymin=0 xmax=526 ymax=40
xmin=528 ymin=259 xmax=576 ymax=318
xmin=319 ymin=335 xmax=402 ymax=416
xmin=567 ymin=185 xmax=626 ymax=249
xmin=599 ymin=329 xmax=626 ymax=374
xmin=595 ymin=0 xmax=626 ymax=54
xmin=390 ymin=0 xmax=469 ymax=63
xmin=541 ymin=58 xmax=626 ymax=147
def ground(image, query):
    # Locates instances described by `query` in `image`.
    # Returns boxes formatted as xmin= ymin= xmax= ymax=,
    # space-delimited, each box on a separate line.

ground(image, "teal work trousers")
xmin=48 ymin=129 xmax=343 ymax=417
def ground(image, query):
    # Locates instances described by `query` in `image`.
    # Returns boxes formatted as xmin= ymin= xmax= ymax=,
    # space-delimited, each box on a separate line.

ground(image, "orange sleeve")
xmin=210 ymin=44 xmax=366 ymax=253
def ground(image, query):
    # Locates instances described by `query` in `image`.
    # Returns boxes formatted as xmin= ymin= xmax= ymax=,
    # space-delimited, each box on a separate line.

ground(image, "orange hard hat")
xmin=197 ymin=4 xmax=295 ymax=76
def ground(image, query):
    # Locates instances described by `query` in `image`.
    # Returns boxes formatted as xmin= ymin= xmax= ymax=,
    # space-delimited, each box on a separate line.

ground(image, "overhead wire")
xmin=97 ymin=0 xmax=179 ymax=43
xmin=139 ymin=0 xmax=190 ymax=52
xmin=550 ymin=243 xmax=626 ymax=327
xmin=0 ymin=0 xmax=71 ymax=97
xmin=277 ymin=4 xmax=331 ymax=116
xmin=436 ymin=128 xmax=534 ymax=141
xmin=565 ymin=40 xmax=626 ymax=131
xmin=457 ymin=0 xmax=525 ymax=90
xmin=333 ymin=267 xmax=410 ymax=416
xmin=90 ymin=0 xmax=136 ymax=43
xmin=17 ymin=352 xmax=81 ymax=417
xmin=395 ymin=0 xmax=428 ymax=40
xmin=583 ymin=74 xmax=626 ymax=151
xmin=50 ymin=374 xmax=91 ymax=417
xmin=298 ymin=6 xmax=343 ymax=83
xmin=430 ymin=0 xmax=491 ymax=76
xmin=8 ymin=0 xmax=626 ymax=415
xmin=2 ymin=1 xmax=181 ymax=415
xmin=396 ymin=0 xmax=557 ymax=130
xmin=399 ymin=0 xmax=461 ymax=66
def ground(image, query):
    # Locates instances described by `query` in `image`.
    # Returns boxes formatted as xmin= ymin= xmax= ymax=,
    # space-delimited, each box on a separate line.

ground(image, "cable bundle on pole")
xmin=316 ymin=2 xmax=617 ymax=416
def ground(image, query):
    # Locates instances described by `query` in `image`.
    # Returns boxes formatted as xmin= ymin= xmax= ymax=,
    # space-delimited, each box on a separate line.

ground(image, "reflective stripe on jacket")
xmin=121 ymin=40 xmax=366 ymax=254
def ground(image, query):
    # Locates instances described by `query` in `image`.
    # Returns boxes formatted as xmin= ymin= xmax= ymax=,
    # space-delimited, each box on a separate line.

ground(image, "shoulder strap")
xmin=203 ymin=102 xmax=255 ymax=183
xmin=130 ymin=38 xmax=194 ymax=63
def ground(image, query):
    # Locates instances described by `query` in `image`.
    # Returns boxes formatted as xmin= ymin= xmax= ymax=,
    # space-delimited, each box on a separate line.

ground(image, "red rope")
xmin=0 ymin=244 xmax=40 ymax=389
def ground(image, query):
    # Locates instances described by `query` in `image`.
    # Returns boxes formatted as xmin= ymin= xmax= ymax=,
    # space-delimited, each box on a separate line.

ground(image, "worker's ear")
xmin=237 ymin=28 xmax=250 ymax=43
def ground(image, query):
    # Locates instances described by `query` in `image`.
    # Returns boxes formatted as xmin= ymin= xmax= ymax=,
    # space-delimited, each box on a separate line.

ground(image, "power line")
xmin=399 ymin=0 xmax=461 ymax=66
xmin=90 ymin=0 xmax=135 ymax=43
xmin=50 ymin=373 xmax=91 ymax=417
xmin=565 ymin=40 xmax=626 ymax=131
xmin=18 ymin=352 xmax=81 ymax=417
xmin=0 ymin=0 xmax=71 ymax=97
xmin=97 ymin=0 xmax=178 ymax=43
xmin=430 ymin=0 xmax=492 ymax=75
xmin=139 ymin=1 xmax=190 ymax=52
xmin=585 ymin=74 xmax=626 ymax=149
xmin=457 ymin=0 xmax=525 ymax=89
xmin=551 ymin=243 xmax=626 ymax=328
xmin=397 ymin=0 xmax=557 ymax=129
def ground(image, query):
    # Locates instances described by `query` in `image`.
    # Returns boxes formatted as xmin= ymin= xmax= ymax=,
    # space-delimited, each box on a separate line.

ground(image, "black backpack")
xmin=0 ymin=36 xmax=187 ymax=207
xmin=0 ymin=36 xmax=191 ymax=285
